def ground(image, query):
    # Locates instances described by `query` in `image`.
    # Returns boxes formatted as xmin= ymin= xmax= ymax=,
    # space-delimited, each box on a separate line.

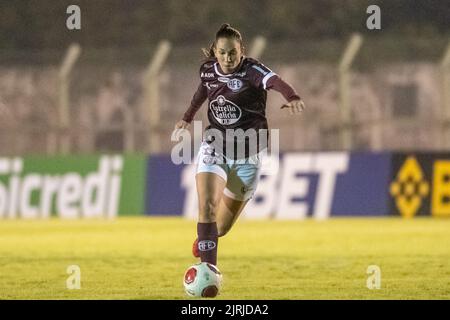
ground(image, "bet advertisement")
xmin=146 ymin=152 xmax=450 ymax=219
xmin=389 ymin=153 xmax=450 ymax=218
xmin=153 ymin=152 xmax=392 ymax=219
xmin=1 ymin=152 xmax=449 ymax=219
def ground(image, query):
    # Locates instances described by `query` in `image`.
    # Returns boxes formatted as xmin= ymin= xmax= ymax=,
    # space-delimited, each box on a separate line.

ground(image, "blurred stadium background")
xmin=0 ymin=0 xmax=450 ymax=299
xmin=1 ymin=0 xmax=450 ymax=154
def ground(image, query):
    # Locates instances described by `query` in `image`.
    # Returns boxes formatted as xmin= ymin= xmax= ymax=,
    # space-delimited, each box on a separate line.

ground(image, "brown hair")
xmin=202 ymin=23 xmax=244 ymax=58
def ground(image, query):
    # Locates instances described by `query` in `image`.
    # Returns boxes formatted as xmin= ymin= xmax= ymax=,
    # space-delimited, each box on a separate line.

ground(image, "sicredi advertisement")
xmin=0 ymin=155 xmax=146 ymax=218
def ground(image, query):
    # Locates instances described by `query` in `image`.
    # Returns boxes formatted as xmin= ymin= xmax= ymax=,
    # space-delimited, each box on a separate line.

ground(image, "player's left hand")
xmin=281 ymin=99 xmax=305 ymax=115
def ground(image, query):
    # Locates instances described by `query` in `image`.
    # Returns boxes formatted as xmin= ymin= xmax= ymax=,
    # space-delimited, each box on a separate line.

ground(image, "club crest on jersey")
xmin=209 ymin=95 xmax=242 ymax=125
xmin=227 ymin=78 xmax=243 ymax=92
xmin=234 ymin=71 xmax=246 ymax=77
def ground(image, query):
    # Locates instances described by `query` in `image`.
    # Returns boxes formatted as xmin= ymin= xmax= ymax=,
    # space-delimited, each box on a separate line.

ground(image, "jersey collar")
xmin=214 ymin=56 xmax=246 ymax=77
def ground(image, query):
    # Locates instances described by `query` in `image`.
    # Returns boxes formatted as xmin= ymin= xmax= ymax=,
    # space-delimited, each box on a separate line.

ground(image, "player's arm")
xmin=175 ymin=82 xmax=207 ymax=130
xmin=249 ymin=61 xmax=305 ymax=115
xmin=266 ymin=76 xmax=305 ymax=115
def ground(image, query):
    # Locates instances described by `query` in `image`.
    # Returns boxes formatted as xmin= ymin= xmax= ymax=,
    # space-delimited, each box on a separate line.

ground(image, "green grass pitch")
xmin=0 ymin=217 xmax=449 ymax=299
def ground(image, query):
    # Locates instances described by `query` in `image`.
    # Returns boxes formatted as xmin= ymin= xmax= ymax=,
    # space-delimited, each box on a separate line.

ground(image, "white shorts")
xmin=196 ymin=141 xmax=262 ymax=201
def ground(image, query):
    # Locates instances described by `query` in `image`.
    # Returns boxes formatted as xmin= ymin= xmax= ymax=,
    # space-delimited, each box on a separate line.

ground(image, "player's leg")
xmin=196 ymin=172 xmax=226 ymax=223
xmin=216 ymin=195 xmax=248 ymax=237
xmin=215 ymin=160 xmax=261 ymax=237
xmin=195 ymin=172 xmax=226 ymax=265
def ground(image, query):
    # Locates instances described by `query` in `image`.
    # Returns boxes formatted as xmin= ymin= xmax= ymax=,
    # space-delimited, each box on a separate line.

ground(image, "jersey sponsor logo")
xmin=217 ymin=77 xmax=230 ymax=83
xmin=201 ymin=72 xmax=214 ymax=78
xmin=227 ymin=78 xmax=243 ymax=92
xmin=209 ymin=95 xmax=242 ymax=125
xmin=198 ymin=240 xmax=216 ymax=251
xmin=234 ymin=71 xmax=246 ymax=77
xmin=205 ymin=83 xmax=219 ymax=90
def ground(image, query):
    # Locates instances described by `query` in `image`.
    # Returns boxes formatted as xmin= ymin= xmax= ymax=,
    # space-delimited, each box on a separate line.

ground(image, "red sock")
xmin=197 ymin=222 xmax=218 ymax=265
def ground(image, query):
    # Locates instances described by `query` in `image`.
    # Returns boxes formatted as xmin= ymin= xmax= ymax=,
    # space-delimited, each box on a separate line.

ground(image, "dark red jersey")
xmin=183 ymin=56 xmax=300 ymax=159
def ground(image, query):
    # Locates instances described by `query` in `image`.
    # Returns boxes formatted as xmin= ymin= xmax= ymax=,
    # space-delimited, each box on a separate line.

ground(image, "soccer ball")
xmin=183 ymin=262 xmax=223 ymax=298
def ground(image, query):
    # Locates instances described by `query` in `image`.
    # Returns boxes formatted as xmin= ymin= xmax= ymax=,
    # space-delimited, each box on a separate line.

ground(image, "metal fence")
xmin=0 ymin=35 xmax=449 ymax=156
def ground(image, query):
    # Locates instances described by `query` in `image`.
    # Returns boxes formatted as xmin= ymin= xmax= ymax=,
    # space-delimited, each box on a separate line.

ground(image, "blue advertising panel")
xmin=331 ymin=152 xmax=392 ymax=216
xmin=145 ymin=152 xmax=393 ymax=218
xmin=145 ymin=155 xmax=185 ymax=216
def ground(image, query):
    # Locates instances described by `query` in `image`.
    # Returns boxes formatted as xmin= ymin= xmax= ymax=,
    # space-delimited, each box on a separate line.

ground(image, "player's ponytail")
xmin=202 ymin=23 xmax=244 ymax=59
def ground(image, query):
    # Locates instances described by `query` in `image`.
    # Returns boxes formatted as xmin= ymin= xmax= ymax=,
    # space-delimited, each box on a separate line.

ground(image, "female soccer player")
xmin=175 ymin=24 xmax=305 ymax=266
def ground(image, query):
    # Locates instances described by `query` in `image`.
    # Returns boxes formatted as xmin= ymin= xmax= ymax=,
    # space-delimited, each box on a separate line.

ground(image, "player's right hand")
xmin=174 ymin=120 xmax=190 ymax=130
